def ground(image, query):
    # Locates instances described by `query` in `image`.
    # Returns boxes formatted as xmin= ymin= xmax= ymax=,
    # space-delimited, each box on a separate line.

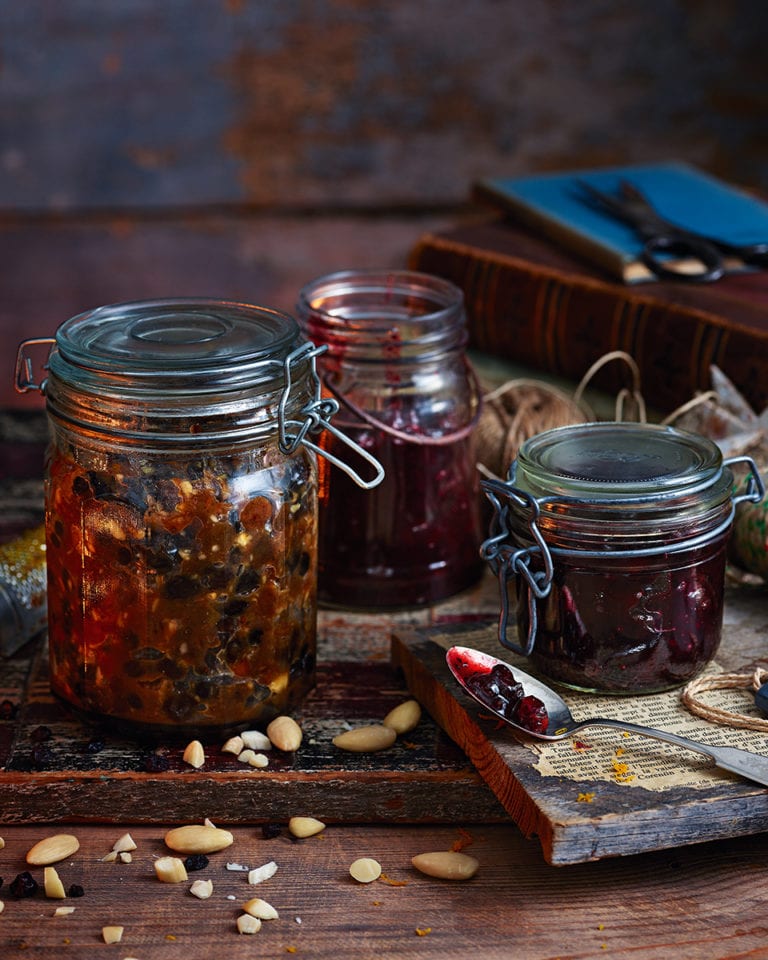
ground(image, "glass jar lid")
xmin=49 ymin=298 xmax=302 ymax=399
xmin=516 ymin=422 xmax=725 ymax=502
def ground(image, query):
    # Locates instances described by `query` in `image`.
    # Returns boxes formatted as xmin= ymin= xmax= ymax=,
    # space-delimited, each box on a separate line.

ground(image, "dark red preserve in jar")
xmin=481 ymin=422 xmax=764 ymax=694
xmin=15 ymin=299 xmax=382 ymax=735
xmin=297 ymin=270 xmax=484 ymax=609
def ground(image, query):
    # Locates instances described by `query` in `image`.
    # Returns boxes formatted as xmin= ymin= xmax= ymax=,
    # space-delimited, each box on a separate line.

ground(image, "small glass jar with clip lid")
xmin=296 ymin=269 xmax=484 ymax=609
xmin=15 ymin=299 xmax=383 ymax=736
xmin=481 ymin=421 xmax=764 ymax=694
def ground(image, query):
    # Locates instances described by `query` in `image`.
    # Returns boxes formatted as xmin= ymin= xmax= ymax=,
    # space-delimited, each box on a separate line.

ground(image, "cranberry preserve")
xmin=16 ymin=299 xmax=381 ymax=735
xmin=297 ymin=271 xmax=484 ymax=608
xmin=481 ymin=422 xmax=764 ymax=694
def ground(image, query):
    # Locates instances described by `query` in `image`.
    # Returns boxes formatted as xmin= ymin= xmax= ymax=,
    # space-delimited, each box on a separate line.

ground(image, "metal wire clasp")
xmin=480 ymin=473 xmax=554 ymax=656
xmin=14 ymin=338 xmax=55 ymax=394
xmin=277 ymin=342 xmax=385 ymax=490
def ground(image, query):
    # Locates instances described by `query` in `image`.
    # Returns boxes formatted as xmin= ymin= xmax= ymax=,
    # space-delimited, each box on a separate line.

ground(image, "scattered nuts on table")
xmin=189 ymin=879 xmax=214 ymax=900
xmin=248 ymin=861 xmax=278 ymax=885
xmin=26 ymin=834 xmax=80 ymax=866
xmin=382 ymin=699 xmax=422 ymax=735
xmin=43 ymin=866 xmax=67 ymax=899
xmin=112 ymin=832 xmax=137 ymax=853
xmin=411 ymin=850 xmax=479 ymax=880
xmin=237 ymin=913 xmax=262 ymax=934
xmin=240 ymin=729 xmax=272 ymax=751
xmin=349 ymin=857 xmax=382 ymax=883
xmin=242 ymin=897 xmax=279 ymax=920
xmin=102 ymin=925 xmax=124 ymax=944
xmin=332 ymin=725 xmax=397 ymax=753
xmin=154 ymin=856 xmax=188 ymax=884
xmin=182 ymin=739 xmax=205 ymax=769
xmin=288 ymin=817 xmax=325 ymax=839
xmin=221 ymin=735 xmax=244 ymax=755
xmin=164 ymin=824 xmax=234 ymax=855
xmin=266 ymin=715 xmax=303 ymax=752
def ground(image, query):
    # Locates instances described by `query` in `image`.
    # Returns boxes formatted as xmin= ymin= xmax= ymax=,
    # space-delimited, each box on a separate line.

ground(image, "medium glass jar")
xmin=481 ymin=422 xmax=764 ymax=694
xmin=296 ymin=270 xmax=484 ymax=608
xmin=15 ymin=299 xmax=381 ymax=735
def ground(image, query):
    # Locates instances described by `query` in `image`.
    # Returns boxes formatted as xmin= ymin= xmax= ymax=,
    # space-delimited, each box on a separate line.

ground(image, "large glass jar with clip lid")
xmin=481 ymin=422 xmax=764 ymax=694
xmin=297 ymin=270 xmax=484 ymax=609
xmin=15 ymin=299 xmax=382 ymax=735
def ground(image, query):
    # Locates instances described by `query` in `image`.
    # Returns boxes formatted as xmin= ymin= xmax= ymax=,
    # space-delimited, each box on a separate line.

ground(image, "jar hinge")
xmin=480 ymin=476 xmax=554 ymax=656
xmin=727 ymin=455 xmax=765 ymax=507
xmin=278 ymin=342 xmax=385 ymax=490
xmin=14 ymin=338 xmax=55 ymax=395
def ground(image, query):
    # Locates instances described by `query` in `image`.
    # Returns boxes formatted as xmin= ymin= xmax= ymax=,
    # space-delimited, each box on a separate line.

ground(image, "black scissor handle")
xmin=641 ymin=234 xmax=725 ymax=283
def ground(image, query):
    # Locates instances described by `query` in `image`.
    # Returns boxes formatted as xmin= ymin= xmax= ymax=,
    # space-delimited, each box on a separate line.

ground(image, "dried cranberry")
xmin=513 ymin=695 xmax=549 ymax=734
xmin=30 ymin=725 xmax=52 ymax=743
xmin=261 ymin=822 xmax=282 ymax=840
xmin=68 ymin=883 xmax=85 ymax=898
xmin=184 ymin=854 xmax=209 ymax=872
xmin=0 ymin=699 xmax=18 ymax=721
xmin=10 ymin=872 xmax=38 ymax=898
xmin=141 ymin=751 xmax=170 ymax=773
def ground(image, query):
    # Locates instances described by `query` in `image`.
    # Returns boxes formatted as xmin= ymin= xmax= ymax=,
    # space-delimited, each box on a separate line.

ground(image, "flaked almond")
xmin=242 ymin=896 xmax=278 ymax=920
xmin=411 ymin=850 xmax=479 ymax=880
xmin=43 ymin=866 xmax=66 ymax=899
xmin=154 ymin=856 xmax=188 ymax=884
xmin=288 ymin=816 xmax=325 ymax=839
xmin=221 ymin=735 xmax=244 ymax=755
xmin=119 ymin=851 xmax=133 ymax=864
xmin=382 ymin=699 xmax=422 ymax=735
xmin=237 ymin=913 xmax=262 ymax=935
xmin=164 ymin=824 xmax=234 ymax=855
xmin=112 ymin=832 xmax=137 ymax=853
xmin=266 ymin=715 xmax=302 ymax=752
xmin=332 ymin=725 xmax=397 ymax=753
xmin=240 ymin=730 xmax=271 ymax=751
xmin=248 ymin=861 xmax=278 ymax=885
xmin=102 ymin=925 xmax=124 ymax=944
xmin=247 ymin=752 xmax=269 ymax=769
xmin=189 ymin=879 xmax=214 ymax=900
xmin=26 ymin=833 xmax=80 ymax=866
xmin=101 ymin=850 xmax=118 ymax=863
xmin=182 ymin=739 xmax=205 ymax=769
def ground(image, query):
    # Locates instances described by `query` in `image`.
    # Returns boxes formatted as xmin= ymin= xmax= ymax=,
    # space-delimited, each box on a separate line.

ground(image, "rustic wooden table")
xmin=2 ymin=396 xmax=768 ymax=959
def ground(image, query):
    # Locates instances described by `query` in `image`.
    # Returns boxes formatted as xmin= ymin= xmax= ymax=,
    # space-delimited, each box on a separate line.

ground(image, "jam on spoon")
xmin=445 ymin=645 xmax=768 ymax=788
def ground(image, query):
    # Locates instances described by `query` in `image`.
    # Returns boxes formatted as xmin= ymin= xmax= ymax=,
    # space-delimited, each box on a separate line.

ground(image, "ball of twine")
xmin=681 ymin=666 xmax=768 ymax=732
xmin=476 ymin=378 xmax=589 ymax=478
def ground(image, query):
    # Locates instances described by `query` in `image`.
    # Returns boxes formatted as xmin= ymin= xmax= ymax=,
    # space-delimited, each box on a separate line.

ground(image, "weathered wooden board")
xmin=0 ymin=637 xmax=505 ymax=825
xmin=391 ymin=619 xmax=768 ymax=865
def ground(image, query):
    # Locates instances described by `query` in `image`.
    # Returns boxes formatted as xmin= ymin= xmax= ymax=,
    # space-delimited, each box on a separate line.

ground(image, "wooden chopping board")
xmin=0 ymin=639 xmax=505 ymax=825
xmin=391 ymin=619 xmax=768 ymax=865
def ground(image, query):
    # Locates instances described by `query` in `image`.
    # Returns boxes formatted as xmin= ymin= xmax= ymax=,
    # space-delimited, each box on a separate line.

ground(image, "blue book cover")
xmin=476 ymin=161 xmax=768 ymax=284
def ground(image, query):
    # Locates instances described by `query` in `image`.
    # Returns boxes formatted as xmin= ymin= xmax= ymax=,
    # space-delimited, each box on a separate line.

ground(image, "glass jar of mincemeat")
xmin=15 ymin=299 xmax=382 ymax=736
xmin=481 ymin=422 xmax=764 ymax=694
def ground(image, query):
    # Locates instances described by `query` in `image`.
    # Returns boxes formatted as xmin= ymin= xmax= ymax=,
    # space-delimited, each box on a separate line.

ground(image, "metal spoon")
xmin=446 ymin=645 xmax=768 ymax=789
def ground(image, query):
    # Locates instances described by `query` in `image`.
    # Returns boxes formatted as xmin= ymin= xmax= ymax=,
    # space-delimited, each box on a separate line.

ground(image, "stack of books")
xmin=408 ymin=162 xmax=768 ymax=416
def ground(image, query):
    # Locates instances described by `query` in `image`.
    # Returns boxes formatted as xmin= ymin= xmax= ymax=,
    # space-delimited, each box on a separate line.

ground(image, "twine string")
xmin=681 ymin=667 xmax=768 ymax=731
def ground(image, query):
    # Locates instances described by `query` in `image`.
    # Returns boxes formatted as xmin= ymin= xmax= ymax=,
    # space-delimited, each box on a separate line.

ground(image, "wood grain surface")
xmin=0 ymin=821 xmax=767 ymax=960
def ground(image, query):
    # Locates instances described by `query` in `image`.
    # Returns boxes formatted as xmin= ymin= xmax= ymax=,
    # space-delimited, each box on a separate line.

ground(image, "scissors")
xmin=575 ymin=178 xmax=768 ymax=282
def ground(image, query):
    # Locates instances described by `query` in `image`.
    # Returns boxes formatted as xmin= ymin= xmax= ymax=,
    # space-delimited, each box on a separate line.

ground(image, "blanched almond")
xmin=240 ymin=730 xmax=271 ymax=751
xmin=288 ymin=816 xmax=325 ymax=839
xmin=382 ymin=699 xmax=422 ymax=735
xmin=26 ymin=834 xmax=80 ymax=866
xmin=411 ymin=850 xmax=479 ymax=880
xmin=332 ymin=725 xmax=396 ymax=753
xmin=266 ymin=715 xmax=302 ymax=752
xmin=164 ymin=824 xmax=234 ymax=855
xmin=190 ymin=879 xmax=214 ymax=900
xmin=221 ymin=735 xmax=244 ymax=755
xmin=112 ymin=832 xmax=137 ymax=853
